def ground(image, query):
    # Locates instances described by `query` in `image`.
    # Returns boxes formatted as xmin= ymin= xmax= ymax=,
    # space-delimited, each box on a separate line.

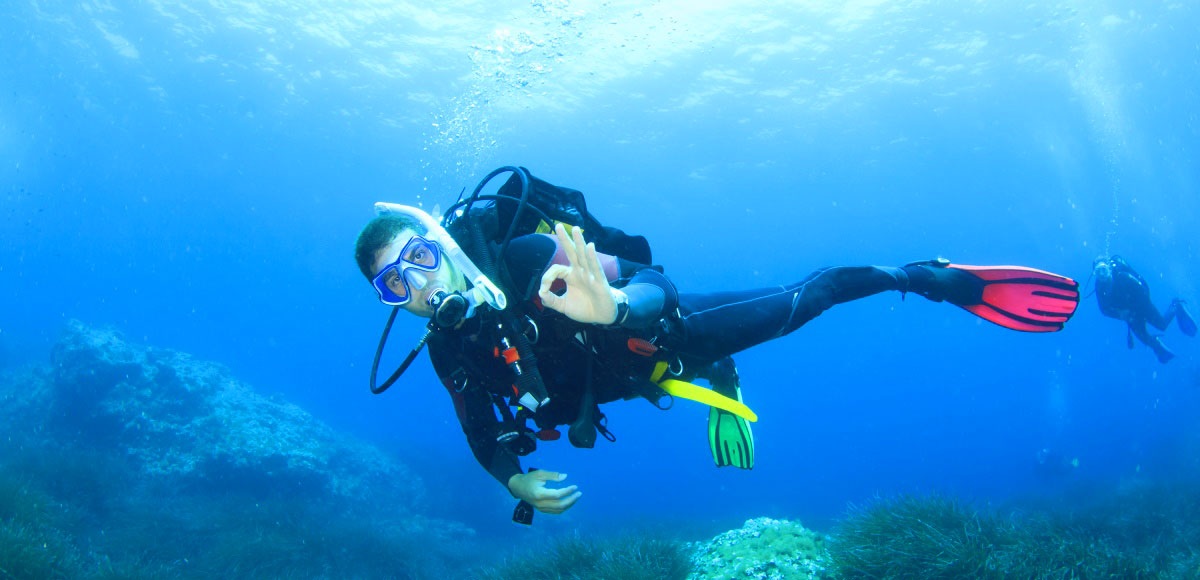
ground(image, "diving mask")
xmin=372 ymin=235 xmax=442 ymax=306
xmin=373 ymin=203 xmax=507 ymax=312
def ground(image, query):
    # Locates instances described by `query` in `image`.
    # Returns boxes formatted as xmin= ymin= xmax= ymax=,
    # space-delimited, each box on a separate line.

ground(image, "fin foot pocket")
xmin=1174 ymin=299 xmax=1197 ymax=337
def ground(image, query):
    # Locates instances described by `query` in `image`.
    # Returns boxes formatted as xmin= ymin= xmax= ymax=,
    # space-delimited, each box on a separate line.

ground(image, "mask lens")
xmin=373 ymin=265 xmax=410 ymax=305
xmin=402 ymin=237 xmax=440 ymax=269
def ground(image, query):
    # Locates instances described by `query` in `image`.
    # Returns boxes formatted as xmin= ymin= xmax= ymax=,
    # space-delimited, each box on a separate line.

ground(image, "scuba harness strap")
xmin=632 ymin=338 xmax=758 ymax=423
xmin=460 ymin=168 xmax=552 ymax=413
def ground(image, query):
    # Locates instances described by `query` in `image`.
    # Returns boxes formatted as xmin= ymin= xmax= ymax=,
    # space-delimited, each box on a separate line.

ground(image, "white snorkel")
xmin=373 ymin=202 xmax=508 ymax=312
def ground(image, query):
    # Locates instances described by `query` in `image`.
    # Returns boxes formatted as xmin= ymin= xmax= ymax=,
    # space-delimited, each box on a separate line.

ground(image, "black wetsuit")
xmin=1095 ymin=257 xmax=1183 ymax=363
xmin=429 ymin=234 xmax=911 ymax=485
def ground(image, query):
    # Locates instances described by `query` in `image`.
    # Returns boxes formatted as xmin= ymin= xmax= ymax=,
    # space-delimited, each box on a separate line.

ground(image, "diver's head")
xmin=1036 ymin=448 xmax=1050 ymax=464
xmin=1092 ymin=255 xmax=1112 ymax=280
xmin=355 ymin=215 xmax=463 ymax=317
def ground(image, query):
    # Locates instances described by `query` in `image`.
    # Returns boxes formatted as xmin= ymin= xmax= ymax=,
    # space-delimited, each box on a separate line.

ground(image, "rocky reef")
xmin=44 ymin=320 xmax=418 ymax=503
xmin=0 ymin=320 xmax=473 ymax=579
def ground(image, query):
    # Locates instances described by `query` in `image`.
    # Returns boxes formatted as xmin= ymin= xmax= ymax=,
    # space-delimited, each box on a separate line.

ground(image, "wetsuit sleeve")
xmin=456 ymin=387 xmax=523 ymax=486
xmin=428 ymin=341 xmax=523 ymax=487
xmin=611 ymin=266 xmax=678 ymax=328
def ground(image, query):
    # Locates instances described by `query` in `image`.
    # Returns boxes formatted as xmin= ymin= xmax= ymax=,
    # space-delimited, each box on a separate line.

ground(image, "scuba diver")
xmin=1092 ymin=255 xmax=1196 ymax=363
xmin=355 ymin=167 xmax=1081 ymax=521
xmin=1033 ymin=448 xmax=1079 ymax=482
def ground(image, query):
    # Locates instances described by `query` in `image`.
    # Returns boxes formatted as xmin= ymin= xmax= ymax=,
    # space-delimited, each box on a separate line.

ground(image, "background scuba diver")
xmin=1092 ymin=255 xmax=1196 ymax=363
xmin=354 ymin=169 xmax=1081 ymax=518
xmin=1033 ymin=447 xmax=1079 ymax=482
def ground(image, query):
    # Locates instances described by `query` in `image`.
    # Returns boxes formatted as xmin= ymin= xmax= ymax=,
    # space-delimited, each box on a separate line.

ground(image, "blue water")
xmin=2 ymin=0 xmax=1197 ymax=541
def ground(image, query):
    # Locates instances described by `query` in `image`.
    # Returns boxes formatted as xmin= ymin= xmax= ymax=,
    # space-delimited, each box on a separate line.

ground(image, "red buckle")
xmin=536 ymin=428 xmax=561 ymax=441
xmin=627 ymin=338 xmax=658 ymax=357
xmin=501 ymin=347 xmax=520 ymax=365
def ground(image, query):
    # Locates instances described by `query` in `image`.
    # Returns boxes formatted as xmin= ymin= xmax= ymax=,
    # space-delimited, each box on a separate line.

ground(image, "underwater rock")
xmin=0 ymin=321 xmax=479 ymax=578
xmin=688 ymin=517 xmax=830 ymax=580
xmin=40 ymin=320 xmax=424 ymax=508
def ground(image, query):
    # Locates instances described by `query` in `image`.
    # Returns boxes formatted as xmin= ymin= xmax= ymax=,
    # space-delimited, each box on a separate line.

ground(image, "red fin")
xmin=950 ymin=264 xmax=1079 ymax=332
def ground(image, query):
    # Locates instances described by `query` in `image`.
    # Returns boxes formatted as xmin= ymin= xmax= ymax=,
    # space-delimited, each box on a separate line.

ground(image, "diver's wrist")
xmin=608 ymin=288 xmax=630 ymax=326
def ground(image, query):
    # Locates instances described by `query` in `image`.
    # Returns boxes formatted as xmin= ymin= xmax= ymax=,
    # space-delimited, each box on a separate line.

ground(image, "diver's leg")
xmin=1129 ymin=320 xmax=1175 ymax=363
xmin=1129 ymin=284 xmax=1173 ymax=331
xmin=1145 ymin=301 xmax=1172 ymax=331
xmin=1153 ymin=298 xmax=1199 ymax=336
xmin=673 ymin=266 xmax=906 ymax=361
xmin=672 ymin=268 xmax=825 ymax=314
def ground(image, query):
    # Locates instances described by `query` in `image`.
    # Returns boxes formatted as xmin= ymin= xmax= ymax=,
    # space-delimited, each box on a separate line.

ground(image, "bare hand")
xmin=537 ymin=223 xmax=618 ymax=325
xmin=507 ymin=469 xmax=582 ymax=515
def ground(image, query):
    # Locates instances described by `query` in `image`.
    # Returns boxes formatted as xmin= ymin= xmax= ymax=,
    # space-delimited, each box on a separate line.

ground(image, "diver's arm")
xmin=456 ymin=385 xmax=525 ymax=486
xmin=1094 ymin=277 xmax=1120 ymax=319
xmin=609 ymin=268 xmax=678 ymax=328
xmin=429 ymin=345 xmax=525 ymax=486
xmin=435 ymin=344 xmax=580 ymax=513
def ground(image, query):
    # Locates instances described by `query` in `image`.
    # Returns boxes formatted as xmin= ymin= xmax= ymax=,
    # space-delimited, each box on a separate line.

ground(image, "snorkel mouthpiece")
xmin=374 ymin=202 xmax=507 ymax=311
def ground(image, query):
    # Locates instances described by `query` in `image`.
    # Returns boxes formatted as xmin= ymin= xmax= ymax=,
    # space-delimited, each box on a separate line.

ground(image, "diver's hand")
xmin=507 ymin=470 xmax=582 ymax=515
xmin=538 ymin=223 xmax=619 ymax=325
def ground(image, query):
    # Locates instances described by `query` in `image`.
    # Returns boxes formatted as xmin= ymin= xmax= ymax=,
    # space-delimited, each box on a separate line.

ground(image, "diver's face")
xmin=373 ymin=230 xmax=462 ymax=318
xmin=1093 ymin=259 xmax=1112 ymax=281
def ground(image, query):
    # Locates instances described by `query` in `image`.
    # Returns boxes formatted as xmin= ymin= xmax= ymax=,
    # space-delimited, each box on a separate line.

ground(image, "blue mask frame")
xmin=371 ymin=235 xmax=442 ymax=305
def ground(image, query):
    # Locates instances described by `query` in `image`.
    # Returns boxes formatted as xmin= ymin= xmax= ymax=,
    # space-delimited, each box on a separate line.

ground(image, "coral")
xmin=688 ymin=517 xmax=830 ymax=580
